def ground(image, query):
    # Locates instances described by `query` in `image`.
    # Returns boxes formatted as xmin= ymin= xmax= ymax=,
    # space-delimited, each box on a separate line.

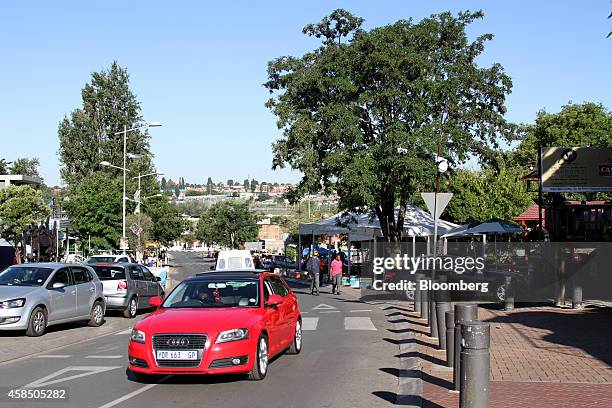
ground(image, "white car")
xmin=85 ymin=254 xmax=133 ymax=265
xmin=215 ymin=250 xmax=255 ymax=270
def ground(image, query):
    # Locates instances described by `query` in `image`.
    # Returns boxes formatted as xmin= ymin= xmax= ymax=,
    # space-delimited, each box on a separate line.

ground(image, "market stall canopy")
xmin=299 ymin=206 xmax=459 ymax=241
xmin=443 ymin=220 xmax=524 ymax=238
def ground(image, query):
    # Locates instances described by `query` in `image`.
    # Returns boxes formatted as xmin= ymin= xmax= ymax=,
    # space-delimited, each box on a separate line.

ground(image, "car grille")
xmin=153 ymin=334 xmax=207 ymax=350
xmin=152 ymin=334 xmax=207 ymax=368
xmin=209 ymin=356 xmax=248 ymax=369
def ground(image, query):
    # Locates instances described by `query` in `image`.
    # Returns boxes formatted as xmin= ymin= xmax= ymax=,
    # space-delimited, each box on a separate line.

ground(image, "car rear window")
xmin=86 ymin=256 xmax=116 ymax=264
xmin=91 ymin=265 xmax=126 ymax=280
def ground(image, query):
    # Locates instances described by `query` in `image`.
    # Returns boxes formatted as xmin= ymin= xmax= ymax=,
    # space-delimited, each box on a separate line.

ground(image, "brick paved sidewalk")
xmin=406 ymin=305 xmax=612 ymax=407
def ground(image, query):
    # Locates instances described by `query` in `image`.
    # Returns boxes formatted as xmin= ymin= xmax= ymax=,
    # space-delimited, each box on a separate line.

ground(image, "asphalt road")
xmin=0 ymin=252 xmax=404 ymax=408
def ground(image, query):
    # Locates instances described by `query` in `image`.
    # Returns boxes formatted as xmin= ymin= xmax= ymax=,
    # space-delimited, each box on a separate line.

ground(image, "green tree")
xmin=144 ymin=199 xmax=184 ymax=245
xmin=10 ymin=157 xmax=42 ymax=180
xmin=512 ymin=102 xmax=612 ymax=169
xmin=207 ymin=177 xmax=215 ymax=194
xmin=227 ymin=179 xmax=234 ymax=187
xmin=58 ymin=61 xmax=156 ymax=189
xmin=445 ymin=167 xmax=532 ymax=224
xmin=160 ymin=177 xmax=167 ymax=191
xmin=243 ymin=179 xmax=249 ymax=192
xmin=250 ymin=179 xmax=258 ymax=193
xmin=63 ymin=172 xmax=122 ymax=249
xmin=0 ymin=159 xmax=10 ymax=174
xmin=265 ymin=10 xmax=514 ymax=241
xmin=196 ymin=201 xmax=258 ymax=248
xmin=0 ymin=185 xmax=50 ymax=260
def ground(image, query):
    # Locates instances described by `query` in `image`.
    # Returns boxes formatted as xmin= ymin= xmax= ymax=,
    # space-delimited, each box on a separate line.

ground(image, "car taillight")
xmin=385 ymin=271 xmax=396 ymax=281
xmin=117 ymin=281 xmax=128 ymax=292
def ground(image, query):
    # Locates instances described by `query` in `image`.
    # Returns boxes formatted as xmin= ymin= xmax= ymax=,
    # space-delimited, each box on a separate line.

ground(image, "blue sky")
xmin=1 ymin=1 xmax=610 ymax=187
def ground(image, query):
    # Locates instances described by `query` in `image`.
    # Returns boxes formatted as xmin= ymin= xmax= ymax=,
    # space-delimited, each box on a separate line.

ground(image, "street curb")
xmin=385 ymin=303 xmax=423 ymax=407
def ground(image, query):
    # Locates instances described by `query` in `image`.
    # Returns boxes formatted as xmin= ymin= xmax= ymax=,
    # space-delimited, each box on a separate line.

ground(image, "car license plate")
xmin=156 ymin=350 xmax=198 ymax=360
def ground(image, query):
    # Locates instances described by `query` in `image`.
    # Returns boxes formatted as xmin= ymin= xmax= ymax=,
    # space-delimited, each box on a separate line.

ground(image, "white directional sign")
xmin=311 ymin=303 xmax=337 ymax=311
xmin=24 ymin=366 xmax=121 ymax=388
xmin=421 ymin=192 xmax=453 ymax=219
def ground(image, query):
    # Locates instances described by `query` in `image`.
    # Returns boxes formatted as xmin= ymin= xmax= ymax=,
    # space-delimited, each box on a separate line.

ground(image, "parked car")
xmin=262 ymin=255 xmax=297 ymax=272
xmin=214 ymin=250 xmax=255 ymax=271
xmin=0 ymin=263 xmax=105 ymax=336
xmin=86 ymin=254 xmax=132 ymax=265
xmin=128 ymin=271 xmax=302 ymax=381
xmin=90 ymin=264 xmax=164 ymax=318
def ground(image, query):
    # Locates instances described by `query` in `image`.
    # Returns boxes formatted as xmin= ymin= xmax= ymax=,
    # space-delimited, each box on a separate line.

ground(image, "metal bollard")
xmin=445 ymin=311 xmax=455 ymax=367
xmin=420 ymin=288 xmax=429 ymax=320
xmin=453 ymin=304 xmax=478 ymax=391
xmin=414 ymin=274 xmax=424 ymax=314
xmin=460 ymin=321 xmax=490 ymax=408
xmin=504 ymin=275 xmax=514 ymax=311
xmin=572 ymin=285 xmax=583 ymax=310
xmin=429 ymin=280 xmax=438 ymax=338
xmin=436 ymin=302 xmax=451 ymax=350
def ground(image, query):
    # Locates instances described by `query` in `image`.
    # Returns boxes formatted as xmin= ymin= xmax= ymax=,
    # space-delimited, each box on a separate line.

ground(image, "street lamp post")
xmin=100 ymin=121 xmax=162 ymax=254
xmin=132 ymin=171 xmax=163 ymax=261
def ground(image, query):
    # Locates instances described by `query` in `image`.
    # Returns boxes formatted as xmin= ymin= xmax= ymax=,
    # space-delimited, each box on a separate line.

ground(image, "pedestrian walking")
xmin=306 ymin=251 xmax=320 ymax=296
xmin=330 ymin=255 xmax=343 ymax=295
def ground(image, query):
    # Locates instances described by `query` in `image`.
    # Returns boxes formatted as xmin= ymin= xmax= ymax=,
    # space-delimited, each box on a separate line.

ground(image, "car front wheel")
xmin=248 ymin=334 xmax=268 ymax=380
xmin=26 ymin=307 xmax=47 ymax=337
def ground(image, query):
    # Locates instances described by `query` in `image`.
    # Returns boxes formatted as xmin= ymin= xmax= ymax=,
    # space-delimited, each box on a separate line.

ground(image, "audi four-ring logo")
xmin=167 ymin=338 xmax=189 ymax=347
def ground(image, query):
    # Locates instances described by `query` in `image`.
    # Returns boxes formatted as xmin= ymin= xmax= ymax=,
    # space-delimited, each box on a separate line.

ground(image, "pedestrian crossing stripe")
xmin=311 ymin=303 xmax=337 ymax=310
xmin=302 ymin=317 xmax=319 ymax=330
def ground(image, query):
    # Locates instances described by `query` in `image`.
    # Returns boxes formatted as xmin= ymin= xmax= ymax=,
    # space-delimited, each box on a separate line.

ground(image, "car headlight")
xmin=216 ymin=328 xmax=249 ymax=344
xmin=130 ymin=329 xmax=146 ymax=344
xmin=0 ymin=298 xmax=25 ymax=309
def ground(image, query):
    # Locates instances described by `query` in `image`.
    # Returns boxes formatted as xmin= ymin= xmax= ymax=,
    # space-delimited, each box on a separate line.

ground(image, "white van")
xmin=215 ymin=250 xmax=255 ymax=270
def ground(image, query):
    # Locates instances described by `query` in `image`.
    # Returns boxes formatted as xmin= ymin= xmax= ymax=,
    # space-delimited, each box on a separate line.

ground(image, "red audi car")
xmin=128 ymin=271 xmax=302 ymax=380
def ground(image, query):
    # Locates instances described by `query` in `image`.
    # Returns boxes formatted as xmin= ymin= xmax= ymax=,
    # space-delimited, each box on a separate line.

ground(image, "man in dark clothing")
xmin=306 ymin=251 xmax=320 ymax=295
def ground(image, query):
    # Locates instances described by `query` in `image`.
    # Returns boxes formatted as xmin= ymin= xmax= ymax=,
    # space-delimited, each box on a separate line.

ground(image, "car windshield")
xmin=0 ymin=266 xmax=53 ymax=286
xmin=163 ymin=279 xmax=259 ymax=308
xmin=86 ymin=256 xmax=116 ymax=264
xmin=91 ymin=265 xmax=126 ymax=280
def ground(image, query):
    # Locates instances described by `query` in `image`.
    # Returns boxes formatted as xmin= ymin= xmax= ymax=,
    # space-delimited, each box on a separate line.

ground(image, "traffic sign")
xmin=120 ymin=237 xmax=129 ymax=250
xmin=421 ymin=192 xmax=453 ymax=219
xmin=130 ymin=223 xmax=143 ymax=236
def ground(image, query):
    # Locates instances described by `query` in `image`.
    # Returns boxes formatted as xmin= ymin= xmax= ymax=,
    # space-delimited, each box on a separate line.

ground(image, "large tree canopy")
xmin=511 ymin=102 xmax=612 ymax=169
xmin=58 ymin=61 xmax=156 ymax=189
xmin=265 ymin=9 xmax=514 ymax=241
xmin=0 ymin=185 xmax=50 ymax=251
xmin=196 ymin=202 xmax=258 ymax=249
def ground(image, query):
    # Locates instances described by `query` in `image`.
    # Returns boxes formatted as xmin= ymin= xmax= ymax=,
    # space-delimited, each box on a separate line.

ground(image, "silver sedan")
xmin=0 ymin=263 xmax=106 ymax=336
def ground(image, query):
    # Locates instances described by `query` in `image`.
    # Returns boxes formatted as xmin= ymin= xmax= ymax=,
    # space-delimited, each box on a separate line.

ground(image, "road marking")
xmin=34 ymin=355 xmax=72 ymax=359
xmin=24 ymin=366 xmax=121 ymax=388
xmin=115 ymin=328 xmax=133 ymax=335
xmin=344 ymin=317 xmax=377 ymax=330
xmin=349 ymin=309 xmax=372 ymax=312
xmin=85 ymin=355 xmax=123 ymax=359
xmin=318 ymin=310 xmax=340 ymax=314
xmin=302 ymin=317 xmax=319 ymax=330
xmin=311 ymin=303 xmax=337 ymax=311
xmin=97 ymin=375 xmax=172 ymax=408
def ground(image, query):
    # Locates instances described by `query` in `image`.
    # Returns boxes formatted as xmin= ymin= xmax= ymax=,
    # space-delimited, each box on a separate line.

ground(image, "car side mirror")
xmin=267 ymin=294 xmax=283 ymax=307
xmin=209 ymin=266 xmax=215 ymax=271
xmin=52 ymin=282 xmax=66 ymax=289
xmin=155 ymin=276 xmax=161 ymax=282
xmin=149 ymin=296 xmax=163 ymax=308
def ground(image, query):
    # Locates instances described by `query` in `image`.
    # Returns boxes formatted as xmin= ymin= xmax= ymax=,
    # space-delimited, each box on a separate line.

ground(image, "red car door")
xmin=269 ymin=276 xmax=295 ymax=345
xmin=262 ymin=278 xmax=283 ymax=354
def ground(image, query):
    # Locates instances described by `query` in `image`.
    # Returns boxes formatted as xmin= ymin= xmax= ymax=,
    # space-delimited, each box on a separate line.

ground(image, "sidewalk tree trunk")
xmin=265 ymin=9 xmax=515 ymax=241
